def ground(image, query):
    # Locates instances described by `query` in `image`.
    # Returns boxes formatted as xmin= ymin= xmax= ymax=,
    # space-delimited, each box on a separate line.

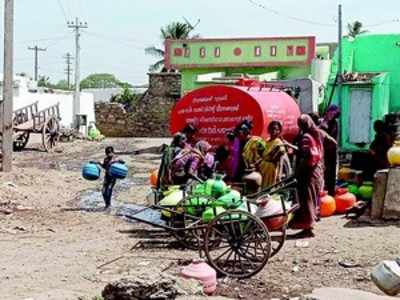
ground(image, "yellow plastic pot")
xmin=388 ymin=141 xmax=400 ymax=166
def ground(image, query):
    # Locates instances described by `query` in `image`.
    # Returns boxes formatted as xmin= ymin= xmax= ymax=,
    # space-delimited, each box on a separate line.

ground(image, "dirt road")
xmin=1 ymin=138 xmax=399 ymax=300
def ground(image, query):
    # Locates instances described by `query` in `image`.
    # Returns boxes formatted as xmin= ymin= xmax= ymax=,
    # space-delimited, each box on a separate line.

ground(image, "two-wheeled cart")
xmin=127 ymin=177 xmax=299 ymax=279
xmin=10 ymin=101 xmax=60 ymax=152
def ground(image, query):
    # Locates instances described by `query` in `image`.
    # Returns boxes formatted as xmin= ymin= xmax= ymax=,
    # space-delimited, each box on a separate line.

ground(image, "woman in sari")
xmin=170 ymin=140 xmax=213 ymax=185
xmin=236 ymin=121 xmax=265 ymax=193
xmin=182 ymin=123 xmax=198 ymax=147
xmin=225 ymin=130 xmax=241 ymax=180
xmin=290 ymin=115 xmax=324 ymax=237
xmin=157 ymin=132 xmax=188 ymax=189
xmin=259 ymin=121 xmax=288 ymax=188
xmin=319 ymin=105 xmax=340 ymax=195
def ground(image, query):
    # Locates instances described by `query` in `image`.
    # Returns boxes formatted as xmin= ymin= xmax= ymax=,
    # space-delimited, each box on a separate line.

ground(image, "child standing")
xmin=98 ymin=146 xmax=120 ymax=209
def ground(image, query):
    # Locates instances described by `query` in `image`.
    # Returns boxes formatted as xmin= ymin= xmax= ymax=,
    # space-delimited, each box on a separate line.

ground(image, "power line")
xmin=84 ymin=32 xmax=147 ymax=51
xmin=80 ymin=0 xmax=90 ymax=23
xmin=14 ymin=56 xmax=62 ymax=62
xmin=57 ymin=0 xmax=69 ymax=24
xmin=363 ymin=18 xmax=400 ymax=28
xmin=44 ymin=38 xmax=69 ymax=49
xmin=84 ymin=30 xmax=153 ymax=46
xmin=63 ymin=0 xmax=72 ymax=19
xmin=16 ymin=36 xmax=69 ymax=44
xmin=246 ymin=0 xmax=336 ymax=27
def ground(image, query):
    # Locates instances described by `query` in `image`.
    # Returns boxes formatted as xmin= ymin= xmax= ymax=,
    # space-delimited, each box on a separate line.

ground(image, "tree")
xmin=54 ymin=80 xmax=70 ymax=90
xmin=37 ymin=76 xmax=51 ymax=87
xmin=110 ymin=87 xmax=139 ymax=109
xmin=80 ymin=73 xmax=132 ymax=89
xmin=347 ymin=21 xmax=368 ymax=38
xmin=145 ymin=19 xmax=199 ymax=72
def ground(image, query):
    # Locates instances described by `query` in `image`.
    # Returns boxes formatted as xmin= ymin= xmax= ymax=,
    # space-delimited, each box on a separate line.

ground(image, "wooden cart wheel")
xmin=13 ymin=131 xmax=30 ymax=151
xmin=172 ymin=227 xmax=222 ymax=251
xmin=270 ymin=225 xmax=287 ymax=257
xmin=168 ymin=213 xmax=220 ymax=250
xmin=167 ymin=213 xmax=201 ymax=250
xmin=205 ymin=210 xmax=271 ymax=279
xmin=42 ymin=117 xmax=60 ymax=152
xmin=172 ymin=227 xmax=205 ymax=250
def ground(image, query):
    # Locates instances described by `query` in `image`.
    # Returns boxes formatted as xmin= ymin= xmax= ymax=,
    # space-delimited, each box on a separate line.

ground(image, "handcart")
xmin=8 ymin=101 xmax=60 ymax=151
xmin=126 ymin=177 xmax=299 ymax=279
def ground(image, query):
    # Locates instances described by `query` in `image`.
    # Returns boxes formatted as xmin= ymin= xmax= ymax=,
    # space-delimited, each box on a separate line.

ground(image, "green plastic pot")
xmin=359 ymin=182 xmax=373 ymax=200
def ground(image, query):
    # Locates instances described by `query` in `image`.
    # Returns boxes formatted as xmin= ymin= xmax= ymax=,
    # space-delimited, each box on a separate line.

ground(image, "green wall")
xmin=181 ymin=65 xmax=310 ymax=94
xmin=337 ymin=74 xmax=390 ymax=151
xmin=326 ymin=34 xmax=400 ymax=112
xmin=325 ymin=34 xmax=399 ymax=151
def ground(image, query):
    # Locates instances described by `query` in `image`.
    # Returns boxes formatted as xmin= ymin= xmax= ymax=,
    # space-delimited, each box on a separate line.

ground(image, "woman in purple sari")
xmin=225 ymin=131 xmax=241 ymax=180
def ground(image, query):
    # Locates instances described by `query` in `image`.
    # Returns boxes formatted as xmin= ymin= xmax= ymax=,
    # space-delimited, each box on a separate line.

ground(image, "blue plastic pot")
xmin=109 ymin=162 xmax=128 ymax=179
xmin=82 ymin=163 xmax=101 ymax=181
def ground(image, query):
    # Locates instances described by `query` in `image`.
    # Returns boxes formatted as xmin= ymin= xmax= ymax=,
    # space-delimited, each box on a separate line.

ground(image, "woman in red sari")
xmin=291 ymin=114 xmax=324 ymax=237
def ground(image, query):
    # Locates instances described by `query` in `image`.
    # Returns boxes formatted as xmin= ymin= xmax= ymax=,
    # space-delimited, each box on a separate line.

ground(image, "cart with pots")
xmin=127 ymin=177 xmax=299 ymax=279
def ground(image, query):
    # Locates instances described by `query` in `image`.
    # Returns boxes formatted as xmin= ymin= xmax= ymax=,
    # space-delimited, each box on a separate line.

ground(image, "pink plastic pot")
xmin=181 ymin=260 xmax=217 ymax=295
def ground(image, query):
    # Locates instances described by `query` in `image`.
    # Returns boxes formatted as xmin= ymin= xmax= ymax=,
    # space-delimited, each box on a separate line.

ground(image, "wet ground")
xmin=1 ymin=137 xmax=400 ymax=300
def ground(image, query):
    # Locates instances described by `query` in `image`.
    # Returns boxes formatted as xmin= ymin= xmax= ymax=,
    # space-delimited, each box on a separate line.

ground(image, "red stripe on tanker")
xmin=170 ymin=85 xmax=301 ymax=146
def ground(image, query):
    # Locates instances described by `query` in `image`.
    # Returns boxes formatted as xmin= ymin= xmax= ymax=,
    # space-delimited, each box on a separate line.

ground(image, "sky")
xmin=0 ymin=0 xmax=399 ymax=86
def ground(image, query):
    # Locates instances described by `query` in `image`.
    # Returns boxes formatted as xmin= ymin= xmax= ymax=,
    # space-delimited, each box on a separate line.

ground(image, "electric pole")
xmin=28 ymin=45 xmax=46 ymax=81
xmin=337 ymin=4 xmax=343 ymax=141
xmin=1 ymin=0 xmax=14 ymax=172
xmin=64 ymin=52 xmax=74 ymax=89
xmin=338 ymin=4 xmax=343 ymax=87
xmin=68 ymin=17 xmax=88 ymax=128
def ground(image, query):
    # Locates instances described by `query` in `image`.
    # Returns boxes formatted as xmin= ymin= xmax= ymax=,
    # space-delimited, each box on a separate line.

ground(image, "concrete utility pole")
xmin=338 ymin=4 xmax=343 ymax=90
xmin=28 ymin=45 xmax=46 ymax=82
xmin=1 ymin=0 xmax=14 ymax=172
xmin=68 ymin=17 xmax=87 ymax=128
xmin=337 ymin=4 xmax=343 ymax=140
xmin=64 ymin=52 xmax=74 ymax=89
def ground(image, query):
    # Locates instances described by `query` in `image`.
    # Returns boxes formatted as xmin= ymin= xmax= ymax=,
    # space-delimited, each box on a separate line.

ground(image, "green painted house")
xmin=325 ymin=34 xmax=400 ymax=151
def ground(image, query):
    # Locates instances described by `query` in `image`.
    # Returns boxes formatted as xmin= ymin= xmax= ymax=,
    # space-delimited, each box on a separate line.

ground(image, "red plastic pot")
xmin=335 ymin=188 xmax=356 ymax=214
xmin=320 ymin=191 xmax=336 ymax=217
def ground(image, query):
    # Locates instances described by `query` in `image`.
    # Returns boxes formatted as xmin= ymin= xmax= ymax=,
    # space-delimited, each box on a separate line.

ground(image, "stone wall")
xmin=95 ymin=73 xmax=181 ymax=137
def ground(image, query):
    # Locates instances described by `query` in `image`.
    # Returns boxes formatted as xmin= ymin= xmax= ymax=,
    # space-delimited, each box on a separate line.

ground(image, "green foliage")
xmin=37 ymin=77 xmax=71 ymax=90
xmin=347 ymin=21 xmax=368 ymax=38
xmin=54 ymin=79 xmax=70 ymax=90
xmin=145 ymin=19 xmax=199 ymax=72
xmin=80 ymin=73 xmax=132 ymax=89
xmin=37 ymin=76 xmax=51 ymax=87
xmin=160 ymin=21 xmax=196 ymax=40
xmin=110 ymin=87 xmax=139 ymax=108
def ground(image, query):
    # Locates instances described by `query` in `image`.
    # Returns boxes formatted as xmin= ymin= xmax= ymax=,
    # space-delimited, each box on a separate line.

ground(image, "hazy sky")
xmin=0 ymin=0 xmax=399 ymax=85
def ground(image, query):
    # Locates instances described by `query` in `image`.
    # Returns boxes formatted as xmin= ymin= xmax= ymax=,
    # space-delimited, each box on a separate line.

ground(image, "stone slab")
xmin=384 ymin=168 xmax=400 ymax=219
xmin=372 ymin=169 xmax=388 ymax=219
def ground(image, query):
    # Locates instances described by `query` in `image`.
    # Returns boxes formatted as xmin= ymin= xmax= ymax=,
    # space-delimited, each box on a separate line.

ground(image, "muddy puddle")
xmin=78 ymin=177 xmax=164 ymax=226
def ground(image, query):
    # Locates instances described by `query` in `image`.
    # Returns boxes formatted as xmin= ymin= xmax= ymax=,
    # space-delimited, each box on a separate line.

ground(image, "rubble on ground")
xmin=102 ymin=274 xmax=180 ymax=300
